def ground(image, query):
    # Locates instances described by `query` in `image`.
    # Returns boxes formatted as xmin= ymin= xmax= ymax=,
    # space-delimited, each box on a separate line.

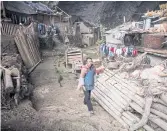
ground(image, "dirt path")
xmin=2 ymin=48 xmax=126 ymax=131
xmin=30 ymin=48 xmax=127 ymax=131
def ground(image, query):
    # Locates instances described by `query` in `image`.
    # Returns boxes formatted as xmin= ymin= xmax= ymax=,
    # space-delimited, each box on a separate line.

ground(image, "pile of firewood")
xmin=1 ymin=53 xmax=33 ymax=109
xmin=145 ymin=3 xmax=167 ymax=17
xmin=92 ymin=54 xmax=167 ymax=131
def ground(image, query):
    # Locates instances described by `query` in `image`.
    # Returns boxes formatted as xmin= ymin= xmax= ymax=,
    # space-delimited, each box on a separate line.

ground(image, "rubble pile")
xmin=1 ymin=53 xmax=34 ymax=109
xmin=93 ymin=53 xmax=167 ymax=131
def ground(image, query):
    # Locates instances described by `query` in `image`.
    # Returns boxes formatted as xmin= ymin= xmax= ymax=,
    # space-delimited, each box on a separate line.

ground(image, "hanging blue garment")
xmin=24 ymin=17 xmax=27 ymax=23
xmin=42 ymin=24 xmax=46 ymax=35
xmin=105 ymin=46 xmax=109 ymax=56
xmin=129 ymin=47 xmax=134 ymax=56
xmin=100 ymin=44 xmax=103 ymax=52
xmin=38 ymin=23 xmax=42 ymax=34
xmin=41 ymin=24 xmax=44 ymax=34
xmin=109 ymin=50 xmax=114 ymax=57
xmin=102 ymin=45 xmax=106 ymax=55
xmin=127 ymin=47 xmax=132 ymax=56
xmin=102 ymin=45 xmax=109 ymax=56
xmin=100 ymin=43 xmax=105 ymax=53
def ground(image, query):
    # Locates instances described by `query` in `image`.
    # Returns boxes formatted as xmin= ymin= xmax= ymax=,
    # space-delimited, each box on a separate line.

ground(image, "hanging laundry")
xmin=126 ymin=47 xmax=131 ymax=56
xmin=11 ymin=14 xmax=14 ymax=24
xmin=24 ymin=17 xmax=27 ymax=24
xmin=19 ymin=16 xmax=21 ymax=24
xmin=38 ymin=23 xmax=46 ymax=35
xmin=129 ymin=47 xmax=134 ymax=56
xmin=123 ymin=47 xmax=128 ymax=56
xmin=132 ymin=49 xmax=138 ymax=57
xmin=110 ymin=47 xmax=115 ymax=53
xmin=122 ymin=47 xmax=126 ymax=53
xmin=109 ymin=47 xmax=114 ymax=57
xmin=105 ymin=46 xmax=109 ymax=56
xmin=113 ymin=47 xmax=117 ymax=54
xmin=99 ymin=44 xmax=103 ymax=53
xmin=99 ymin=44 xmax=138 ymax=58
xmin=14 ymin=15 xmax=17 ymax=24
xmin=102 ymin=44 xmax=107 ymax=56
xmin=100 ymin=43 xmax=105 ymax=54
xmin=115 ymin=48 xmax=123 ymax=56
xmin=38 ymin=23 xmax=42 ymax=34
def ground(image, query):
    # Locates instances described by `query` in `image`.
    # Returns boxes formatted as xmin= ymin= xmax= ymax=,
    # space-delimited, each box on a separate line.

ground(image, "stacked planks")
xmin=65 ymin=48 xmax=83 ymax=73
xmin=65 ymin=48 xmax=83 ymax=66
xmin=92 ymin=68 xmax=167 ymax=131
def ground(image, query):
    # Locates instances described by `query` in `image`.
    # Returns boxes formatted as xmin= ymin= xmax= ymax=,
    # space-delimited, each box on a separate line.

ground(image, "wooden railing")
xmin=1 ymin=22 xmax=20 ymax=36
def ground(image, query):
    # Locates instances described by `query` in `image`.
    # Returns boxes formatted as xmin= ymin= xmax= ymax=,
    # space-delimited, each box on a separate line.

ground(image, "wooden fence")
xmin=14 ymin=22 xmax=41 ymax=73
xmin=1 ymin=22 xmax=20 ymax=36
xmin=1 ymin=22 xmax=41 ymax=73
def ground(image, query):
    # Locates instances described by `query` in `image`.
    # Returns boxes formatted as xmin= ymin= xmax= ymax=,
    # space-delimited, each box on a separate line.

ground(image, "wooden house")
xmin=72 ymin=16 xmax=99 ymax=46
xmin=3 ymin=1 xmax=54 ymax=25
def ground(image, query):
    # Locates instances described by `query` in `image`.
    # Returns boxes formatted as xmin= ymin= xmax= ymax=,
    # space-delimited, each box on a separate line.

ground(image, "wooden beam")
xmin=130 ymin=102 xmax=167 ymax=131
xmin=92 ymin=92 xmax=129 ymax=129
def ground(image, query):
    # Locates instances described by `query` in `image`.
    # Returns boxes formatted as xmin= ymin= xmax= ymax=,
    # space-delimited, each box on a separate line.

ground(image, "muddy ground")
xmin=1 ymin=45 xmax=127 ymax=131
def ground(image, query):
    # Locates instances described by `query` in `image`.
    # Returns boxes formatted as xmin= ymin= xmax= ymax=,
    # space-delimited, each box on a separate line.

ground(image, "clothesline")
xmin=99 ymin=43 xmax=138 ymax=57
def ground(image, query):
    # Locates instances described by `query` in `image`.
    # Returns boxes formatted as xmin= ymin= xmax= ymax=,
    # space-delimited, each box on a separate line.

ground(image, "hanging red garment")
xmin=132 ymin=49 xmax=138 ymax=56
xmin=110 ymin=47 xmax=115 ymax=53
xmin=122 ymin=47 xmax=127 ymax=53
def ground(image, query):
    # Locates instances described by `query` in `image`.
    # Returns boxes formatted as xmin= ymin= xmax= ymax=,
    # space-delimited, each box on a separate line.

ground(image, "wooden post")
xmin=1 ymin=1 xmax=6 ymax=18
xmin=4 ymin=68 xmax=14 ymax=93
xmin=124 ymin=16 xmax=126 ymax=23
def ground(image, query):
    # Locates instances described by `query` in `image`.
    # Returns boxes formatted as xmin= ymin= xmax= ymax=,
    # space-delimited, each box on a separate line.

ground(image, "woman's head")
xmin=86 ymin=57 xmax=93 ymax=68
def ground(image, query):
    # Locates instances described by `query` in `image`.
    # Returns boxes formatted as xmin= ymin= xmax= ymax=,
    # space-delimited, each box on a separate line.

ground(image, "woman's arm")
xmin=77 ymin=67 xmax=87 ymax=90
xmin=158 ymin=72 xmax=167 ymax=77
xmin=95 ymin=65 xmax=105 ymax=74
xmin=80 ymin=67 xmax=87 ymax=78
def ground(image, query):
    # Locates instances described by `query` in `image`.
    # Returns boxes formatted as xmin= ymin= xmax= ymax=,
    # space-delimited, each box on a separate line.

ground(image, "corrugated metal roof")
xmin=4 ymin=1 xmax=53 ymax=15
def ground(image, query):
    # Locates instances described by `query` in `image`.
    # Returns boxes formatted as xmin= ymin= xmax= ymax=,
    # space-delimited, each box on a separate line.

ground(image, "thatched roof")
xmin=4 ymin=1 xmax=53 ymax=15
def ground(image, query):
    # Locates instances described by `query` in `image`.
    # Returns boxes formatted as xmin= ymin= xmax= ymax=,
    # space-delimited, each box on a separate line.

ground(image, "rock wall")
xmin=58 ymin=1 xmax=167 ymax=28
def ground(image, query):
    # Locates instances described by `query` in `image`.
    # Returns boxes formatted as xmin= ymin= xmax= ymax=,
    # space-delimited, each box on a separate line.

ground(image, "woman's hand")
xmin=76 ymin=84 xmax=82 ymax=91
